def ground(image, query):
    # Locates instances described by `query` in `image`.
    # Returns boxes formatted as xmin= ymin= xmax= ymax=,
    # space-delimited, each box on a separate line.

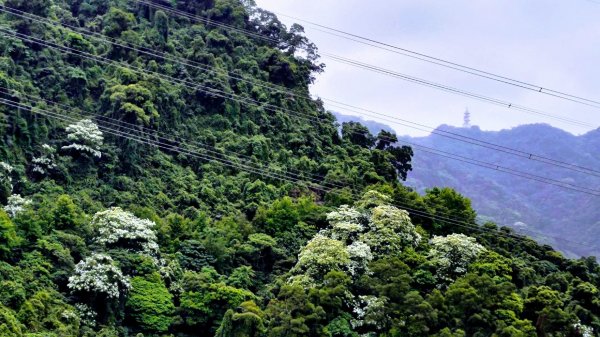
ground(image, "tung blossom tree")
xmin=68 ymin=253 xmax=131 ymax=299
xmin=62 ymin=119 xmax=104 ymax=158
xmin=428 ymin=233 xmax=487 ymax=284
xmin=91 ymin=207 xmax=159 ymax=256
xmin=360 ymin=205 xmax=421 ymax=255
xmin=32 ymin=144 xmax=58 ymax=175
xmin=3 ymin=194 xmax=32 ymax=218
xmin=291 ymin=191 xmax=421 ymax=286
xmin=0 ymin=161 xmax=13 ymax=198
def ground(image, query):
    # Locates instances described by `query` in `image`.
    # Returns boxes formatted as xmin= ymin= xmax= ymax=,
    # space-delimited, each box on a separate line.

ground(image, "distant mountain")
xmin=332 ymin=112 xmax=600 ymax=257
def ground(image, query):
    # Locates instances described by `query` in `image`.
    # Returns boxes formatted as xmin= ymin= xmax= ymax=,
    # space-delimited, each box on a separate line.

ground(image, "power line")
xmin=394 ymin=140 xmax=600 ymax=196
xmin=0 ymin=95 xmax=595 ymax=251
xmin=2 ymin=6 xmax=600 ymax=179
xmin=95 ymin=3 xmax=600 ymax=176
xmin=129 ymin=0 xmax=597 ymax=128
xmin=1 ymin=19 xmax=600 ymax=188
xmin=4 ymin=76 xmax=598 ymax=199
xmin=269 ymin=10 xmax=600 ymax=109
xmin=0 ymin=86 xmax=351 ymax=192
xmin=325 ymin=54 xmax=594 ymax=128
xmin=131 ymin=0 xmax=600 ymax=114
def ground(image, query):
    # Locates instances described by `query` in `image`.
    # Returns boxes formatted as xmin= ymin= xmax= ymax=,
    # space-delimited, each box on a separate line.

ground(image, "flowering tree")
xmin=91 ymin=207 xmax=159 ymax=256
xmin=325 ymin=205 xmax=364 ymax=242
xmin=346 ymin=241 xmax=373 ymax=276
xmin=68 ymin=253 xmax=131 ymax=298
xmin=355 ymin=190 xmax=392 ymax=209
xmin=360 ymin=205 xmax=421 ymax=256
xmin=31 ymin=144 xmax=58 ymax=175
xmin=428 ymin=233 xmax=486 ymax=284
xmin=3 ymin=194 xmax=32 ymax=218
xmin=293 ymin=193 xmax=421 ymax=285
xmin=62 ymin=119 xmax=103 ymax=158
xmin=291 ymin=234 xmax=350 ymax=285
xmin=351 ymin=295 xmax=388 ymax=331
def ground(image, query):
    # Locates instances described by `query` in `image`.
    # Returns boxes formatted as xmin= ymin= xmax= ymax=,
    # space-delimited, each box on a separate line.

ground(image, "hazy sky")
xmin=254 ymin=0 xmax=600 ymax=136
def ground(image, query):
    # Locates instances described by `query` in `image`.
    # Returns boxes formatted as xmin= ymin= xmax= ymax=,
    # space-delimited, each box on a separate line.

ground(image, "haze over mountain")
xmin=334 ymin=112 xmax=600 ymax=257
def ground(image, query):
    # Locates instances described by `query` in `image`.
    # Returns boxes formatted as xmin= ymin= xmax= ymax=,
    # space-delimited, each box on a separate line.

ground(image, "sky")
xmin=254 ymin=0 xmax=600 ymax=136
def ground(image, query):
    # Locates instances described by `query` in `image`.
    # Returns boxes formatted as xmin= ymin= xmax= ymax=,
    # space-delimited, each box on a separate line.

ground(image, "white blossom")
xmin=291 ymin=234 xmax=350 ymax=284
xmin=62 ymin=119 xmax=103 ymax=158
xmin=0 ymin=161 xmax=13 ymax=191
xmin=428 ymin=233 xmax=486 ymax=284
xmin=355 ymin=190 xmax=392 ymax=209
xmin=351 ymin=295 xmax=388 ymax=331
xmin=32 ymin=144 xmax=57 ymax=174
xmin=291 ymin=194 xmax=421 ymax=285
xmin=74 ymin=303 xmax=97 ymax=327
xmin=3 ymin=194 xmax=32 ymax=218
xmin=326 ymin=205 xmax=363 ymax=224
xmin=91 ymin=207 xmax=158 ymax=256
xmin=360 ymin=205 xmax=421 ymax=255
xmin=68 ymin=253 xmax=130 ymax=298
xmin=573 ymin=321 xmax=594 ymax=337
xmin=346 ymin=241 xmax=373 ymax=276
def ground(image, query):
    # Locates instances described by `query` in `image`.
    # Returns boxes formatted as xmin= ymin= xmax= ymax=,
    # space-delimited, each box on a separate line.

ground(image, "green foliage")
xmin=215 ymin=301 xmax=265 ymax=337
xmin=126 ymin=273 xmax=174 ymax=333
xmin=17 ymin=291 xmax=79 ymax=337
xmin=0 ymin=210 xmax=19 ymax=259
xmin=0 ymin=305 xmax=23 ymax=337
xmin=0 ymin=0 xmax=598 ymax=336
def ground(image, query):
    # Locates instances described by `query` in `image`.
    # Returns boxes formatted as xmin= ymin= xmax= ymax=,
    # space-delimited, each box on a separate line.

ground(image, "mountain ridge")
xmin=332 ymin=112 xmax=600 ymax=257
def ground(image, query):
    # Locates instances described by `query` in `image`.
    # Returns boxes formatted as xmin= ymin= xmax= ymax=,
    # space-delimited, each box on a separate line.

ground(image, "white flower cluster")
xmin=62 ymin=119 xmax=103 ymax=158
xmin=0 ymin=161 xmax=13 ymax=191
xmin=360 ymin=205 xmax=421 ymax=255
xmin=68 ymin=253 xmax=131 ymax=298
xmin=325 ymin=205 xmax=365 ymax=242
xmin=74 ymin=303 xmax=97 ymax=327
xmin=428 ymin=233 xmax=486 ymax=284
xmin=351 ymin=295 xmax=388 ymax=330
xmin=61 ymin=309 xmax=78 ymax=321
xmin=573 ymin=321 xmax=594 ymax=337
xmin=346 ymin=241 xmax=373 ymax=276
xmin=91 ymin=207 xmax=159 ymax=256
xmin=32 ymin=144 xmax=58 ymax=174
xmin=292 ymin=234 xmax=350 ymax=282
xmin=293 ymin=200 xmax=422 ymax=285
xmin=326 ymin=205 xmax=363 ymax=224
xmin=3 ymin=194 xmax=32 ymax=218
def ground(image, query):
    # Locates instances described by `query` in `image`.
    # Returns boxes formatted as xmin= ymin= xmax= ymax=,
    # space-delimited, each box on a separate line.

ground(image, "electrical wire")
xmin=213 ymin=3 xmax=600 ymax=109
xmin=0 ymin=86 xmax=351 ymax=191
xmin=4 ymin=81 xmax=598 ymax=198
xmin=2 ymin=5 xmax=600 ymax=178
xmin=1 ymin=25 xmax=600 ymax=196
xmin=133 ymin=0 xmax=600 ymax=111
xmin=0 ymin=95 xmax=595 ymax=250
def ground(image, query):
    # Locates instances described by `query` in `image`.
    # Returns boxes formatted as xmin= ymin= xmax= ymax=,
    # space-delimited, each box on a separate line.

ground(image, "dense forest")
xmin=0 ymin=0 xmax=599 ymax=336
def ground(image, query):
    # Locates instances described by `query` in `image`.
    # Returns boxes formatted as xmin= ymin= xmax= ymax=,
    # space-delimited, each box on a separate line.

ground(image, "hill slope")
xmin=0 ymin=1 xmax=598 ymax=336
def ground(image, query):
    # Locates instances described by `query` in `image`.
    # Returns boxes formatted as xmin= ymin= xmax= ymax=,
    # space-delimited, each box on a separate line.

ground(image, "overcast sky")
xmin=254 ymin=0 xmax=600 ymax=136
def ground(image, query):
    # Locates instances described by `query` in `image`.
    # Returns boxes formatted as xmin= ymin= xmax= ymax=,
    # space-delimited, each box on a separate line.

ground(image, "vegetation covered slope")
xmin=0 ymin=0 xmax=599 ymax=336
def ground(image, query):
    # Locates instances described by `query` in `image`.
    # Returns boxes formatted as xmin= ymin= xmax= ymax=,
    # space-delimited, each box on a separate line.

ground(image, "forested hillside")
xmin=0 ymin=0 xmax=599 ymax=336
